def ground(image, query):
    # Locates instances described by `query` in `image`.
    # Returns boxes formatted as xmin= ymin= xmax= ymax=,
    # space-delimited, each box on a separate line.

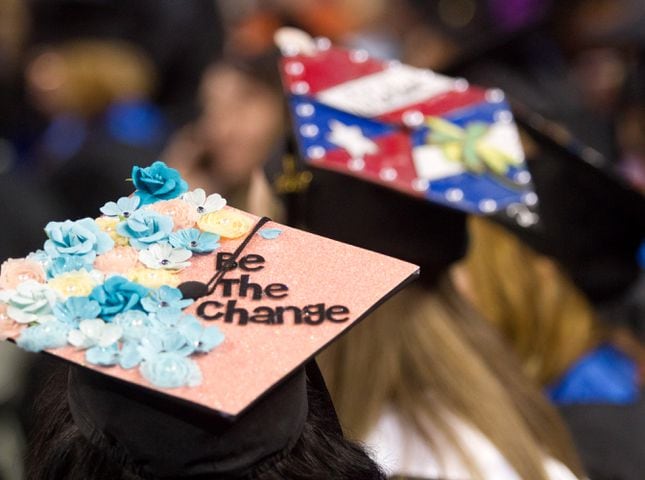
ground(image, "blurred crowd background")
xmin=0 ymin=1 xmax=644 ymax=479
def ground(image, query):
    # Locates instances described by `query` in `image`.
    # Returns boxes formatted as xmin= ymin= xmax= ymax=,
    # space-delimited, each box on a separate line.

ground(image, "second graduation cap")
xmin=0 ymin=161 xmax=418 ymax=418
xmin=276 ymin=28 xmax=537 ymax=218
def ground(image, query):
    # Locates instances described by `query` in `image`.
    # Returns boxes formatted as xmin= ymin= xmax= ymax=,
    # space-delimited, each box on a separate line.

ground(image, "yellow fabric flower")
xmin=48 ymin=271 xmax=100 ymax=298
xmin=127 ymin=268 xmax=180 ymax=289
xmin=197 ymin=209 xmax=253 ymax=239
xmin=425 ymin=117 xmax=521 ymax=175
xmin=95 ymin=217 xmax=130 ymax=246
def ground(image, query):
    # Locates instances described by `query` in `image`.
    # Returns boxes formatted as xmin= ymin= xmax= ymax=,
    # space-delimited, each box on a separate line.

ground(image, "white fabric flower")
xmin=181 ymin=188 xmax=227 ymax=215
xmin=4 ymin=280 xmax=59 ymax=324
xmin=139 ymin=243 xmax=192 ymax=270
xmin=68 ymin=319 xmax=123 ymax=349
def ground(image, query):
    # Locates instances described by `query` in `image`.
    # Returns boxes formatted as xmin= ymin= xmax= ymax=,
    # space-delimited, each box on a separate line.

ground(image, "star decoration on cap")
xmin=327 ymin=120 xmax=379 ymax=159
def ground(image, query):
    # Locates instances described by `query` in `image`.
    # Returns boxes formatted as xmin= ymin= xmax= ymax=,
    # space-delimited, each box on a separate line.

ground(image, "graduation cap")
xmin=275 ymin=28 xmax=537 ymax=222
xmin=274 ymin=29 xmax=538 ymax=285
xmin=505 ymin=105 xmax=645 ymax=307
xmin=0 ymin=161 xmax=417 ymax=477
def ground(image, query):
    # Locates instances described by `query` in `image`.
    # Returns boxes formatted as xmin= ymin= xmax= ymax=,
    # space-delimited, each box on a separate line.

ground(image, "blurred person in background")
xmin=163 ymin=54 xmax=285 ymax=220
xmin=28 ymin=0 xmax=224 ymax=127
xmin=305 ymin=172 xmax=585 ymax=480
xmin=25 ymin=38 xmax=167 ymax=218
xmin=458 ymin=109 xmax=645 ymax=480
xmin=446 ymin=2 xmax=645 ymax=478
xmin=0 ymin=3 xmax=62 ymax=477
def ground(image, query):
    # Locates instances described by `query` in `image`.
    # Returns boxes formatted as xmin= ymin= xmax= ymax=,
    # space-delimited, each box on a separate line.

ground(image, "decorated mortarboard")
xmin=0 ymin=161 xmax=418 ymax=418
xmin=275 ymin=28 xmax=537 ymax=223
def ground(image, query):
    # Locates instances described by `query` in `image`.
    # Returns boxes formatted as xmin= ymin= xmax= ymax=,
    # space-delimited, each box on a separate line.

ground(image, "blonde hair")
xmin=35 ymin=40 xmax=156 ymax=117
xmin=318 ymin=278 xmax=585 ymax=480
xmin=462 ymin=216 xmax=601 ymax=385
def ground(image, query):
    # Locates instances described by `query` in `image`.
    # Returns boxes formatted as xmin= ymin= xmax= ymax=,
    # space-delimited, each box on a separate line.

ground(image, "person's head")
xmin=303 ymin=171 xmax=583 ymax=480
xmin=26 ymin=40 xmax=157 ymax=118
xmin=196 ymin=56 xmax=284 ymax=190
xmin=459 ymin=216 xmax=601 ymax=385
xmin=26 ymin=361 xmax=385 ymax=480
xmin=318 ymin=278 xmax=585 ymax=480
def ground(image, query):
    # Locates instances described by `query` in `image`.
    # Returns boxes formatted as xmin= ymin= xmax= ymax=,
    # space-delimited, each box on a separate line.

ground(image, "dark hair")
xmin=25 ymin=364 xmax=385 ymax=480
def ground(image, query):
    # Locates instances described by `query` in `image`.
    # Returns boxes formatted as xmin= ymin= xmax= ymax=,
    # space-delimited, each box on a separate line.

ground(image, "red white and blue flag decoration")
xmin=276 ymin=29 xmax=537 ymax=217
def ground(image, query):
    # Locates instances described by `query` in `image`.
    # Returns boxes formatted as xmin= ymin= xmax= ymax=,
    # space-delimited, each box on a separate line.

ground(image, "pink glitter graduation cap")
xmin=276 ymin=28 xmax=537 ymax=220
xmin=0 ymin=161 xmax=418 ymax=417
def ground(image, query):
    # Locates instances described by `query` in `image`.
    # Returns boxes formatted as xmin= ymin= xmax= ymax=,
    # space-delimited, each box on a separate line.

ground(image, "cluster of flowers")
xmin=0 ymin=161 xmax=247 ymax=389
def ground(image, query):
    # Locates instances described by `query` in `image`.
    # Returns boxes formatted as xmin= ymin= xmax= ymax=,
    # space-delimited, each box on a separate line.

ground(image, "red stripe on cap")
xmin=377 ymin=87 xmax=488 ymax=124
xmin=280 ymin=48 xmax=386 ymax=95
xmin=315 ymin=131 xmax=423 ymax=197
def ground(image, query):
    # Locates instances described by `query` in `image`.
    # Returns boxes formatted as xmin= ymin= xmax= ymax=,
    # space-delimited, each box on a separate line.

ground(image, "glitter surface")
xmin=1 ymin=209 xmax=418 ymax=417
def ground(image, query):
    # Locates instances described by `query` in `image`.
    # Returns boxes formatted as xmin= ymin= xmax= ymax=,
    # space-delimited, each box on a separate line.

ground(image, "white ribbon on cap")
xmin=274 ymin=27 xmax=318 ymax=56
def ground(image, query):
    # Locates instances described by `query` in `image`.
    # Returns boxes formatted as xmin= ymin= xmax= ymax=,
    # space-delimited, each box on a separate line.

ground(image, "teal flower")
xmin=177 ymin=316 xmax=224 ymax=353
xmin=47 ymin=255 xmax=93 ymax=279
xmin=44 ymin=218 xmax=114 ymax=263
xmin=89 ymin=276 xmax=149 ymax=320
xmin=4 ymin=280 xmax=58 ymax=324
xmin=132 ymin=161 xmax=188 ymax=205
xmin=116 ymin=210 xmax=173 ymax=250
xmin=259 ymin=228 xmax=283 ymax=240
xmin=53 ymin=296 xmax=101 ymax=328
xmin=100 ymin=196 xmax=141 ymax=218
xmin=16 ymin=321 xmax=69 ymax=352
xmin=168 ymin=228 xmax=220 ymax=254
xmin=140 ymin=352 xmax=202 ymax=388
xmin=113 ymin=310 xmax=152 ymax=340
xmin=141 ymin=286 xmax=193 ymax=313
xmin=139 ymin=326 xmax=195 ymax=356
xmin=86 ymin=344 xmax=119 ymax=366
xmin=119 ymin=340 xmax=143 ymax=369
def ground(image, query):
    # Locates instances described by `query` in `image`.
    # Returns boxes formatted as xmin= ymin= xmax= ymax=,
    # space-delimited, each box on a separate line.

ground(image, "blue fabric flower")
xmin=139 ymin=326 xmax=195 ymax=357
xmin=44 ymin=218 xmax=114 ymax=262
xmin=47 ymin=255 xmax=93 ymax=279
xmin=27 ymin=249 xmax=50 ymax=265
xmin=259 ymin=228 xmax=283 ymax=240
xmin=116 ymin=210 xmax=173 ymax=250
xmin=141 ymin=286 xmax=193 ymax=313
xmin=140 ymin=352 xmax=202 ymax=388
xmin=168 ymin=228 xmax=220 ymax=254
xmin=16 ymin=321 xmax=70 ymax=352
xmin=178 ymin=316 xmax=225 ymax=353
xmin=132 ymin=161 xmax=188 ymax=205
xmin=86 ymin=344 xmax=119 ymax=366
xmin=100 ymin=196 xmax=141 ymax=218
xmin=53 ymin=296 xmax=101 ymax=327
xmin=113 ymin=310 xmax=152 ymax=340
xmin=150 ymin=307 xmax=184 ymax=327
xmin=89 ymin=276 xmax=149 ymax=320
xmin=119 ymin=340 xmax=143 ymax=369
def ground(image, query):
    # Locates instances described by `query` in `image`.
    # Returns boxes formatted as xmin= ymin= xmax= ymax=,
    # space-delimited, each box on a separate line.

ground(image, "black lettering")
xmin=275 ymin=306 xmax=302 ymax=325
xmin=250 ymin=306 xmax=275 ymax=324
xmin=216 ymin=252 xmax=237 ymax=271
xmin=239 ymin=274 xmax=263 ymax=300
xmin=265 ymin=283 xmax=289 ymax=299
xmin=326 ymin=305 xmax=350 ymax=322
xmin=217 ymin=278 xmax=239 ymax=297
xmin=303 ymin=303 xmax=325 ymax=325
xmin=197 ymin=301 xmax=223 ymax=321
xmin=240 ymin=254 xmax=265 ymax=271
xmin=223 ymin=300 xmax=248 ymax=325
